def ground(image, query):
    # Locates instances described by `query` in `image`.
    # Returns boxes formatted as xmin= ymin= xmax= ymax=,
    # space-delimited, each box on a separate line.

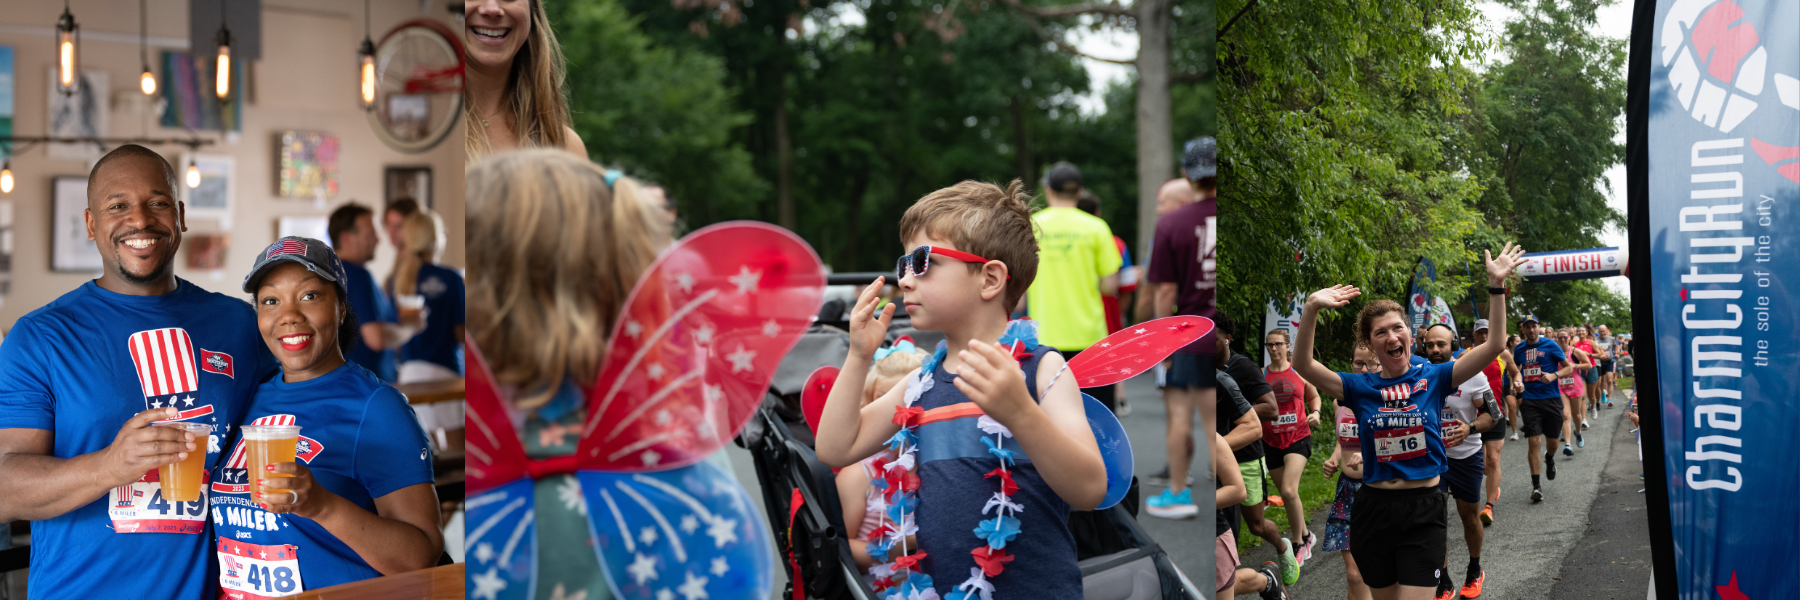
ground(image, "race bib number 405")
xmin=109 ymin=470 xmax=207 ymax=534
xmin=218 ymin=538 xmax=305 ymax=600
xmin=1372 ymin=426 xmax=1428 ymax=463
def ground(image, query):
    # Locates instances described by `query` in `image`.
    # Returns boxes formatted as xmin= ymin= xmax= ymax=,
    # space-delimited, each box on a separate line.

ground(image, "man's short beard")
xmin=116 ymin=253 xmax=172 ymax=286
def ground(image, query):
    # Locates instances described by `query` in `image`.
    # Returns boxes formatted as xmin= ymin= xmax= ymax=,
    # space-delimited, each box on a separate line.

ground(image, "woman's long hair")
xmin=464 ymin=0 xmax=570 ymax=161
xmin=389 ymin=210 xmax=445 ymax=298
xmin=466 ymin=150 xmax=666 ymax=409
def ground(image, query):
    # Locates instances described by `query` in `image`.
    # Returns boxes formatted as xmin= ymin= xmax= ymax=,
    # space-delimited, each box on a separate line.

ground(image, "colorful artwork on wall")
xmin=158 ymin=50 xmax=242 ymax=132
xmin=277 ymin=131 xmax=339 ymax=199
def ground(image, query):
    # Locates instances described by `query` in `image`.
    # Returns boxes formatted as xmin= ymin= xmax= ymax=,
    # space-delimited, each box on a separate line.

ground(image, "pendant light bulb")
xmin=140 ymin=69 xmax=157 ymax=95
xmin=186 ymin=164 xmax=201 ymax=188
xmin=1 ymin=161 xmax=14 ymax=194
xmin=358 ymin=39 xmax=376 ymax=108
xmin=56 ymin=5 xmax=79 ymax=95
xmin=214 ymin=31 xmax=231 ymax=99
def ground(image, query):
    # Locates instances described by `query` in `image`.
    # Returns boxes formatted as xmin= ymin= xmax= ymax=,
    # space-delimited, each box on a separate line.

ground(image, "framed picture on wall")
xmin=52 ymin=176 xmax=102 ymax=272
xmin=181 ymin=154 xmax=235 ymax=223
xmin=276 ymin=131 xmax=339 ymax=199
xmin=384 ymin=166 xmax=431 ymax=210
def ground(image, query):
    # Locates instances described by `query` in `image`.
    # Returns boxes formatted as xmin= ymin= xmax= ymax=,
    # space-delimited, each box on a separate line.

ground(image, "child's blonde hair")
xmin=864 ymin=347 xmax=926 ymax=406
xmin=897 ymin=179 xmax=1040 ymax=309
xmin=466 ymin=150 xmax=669 ymax=409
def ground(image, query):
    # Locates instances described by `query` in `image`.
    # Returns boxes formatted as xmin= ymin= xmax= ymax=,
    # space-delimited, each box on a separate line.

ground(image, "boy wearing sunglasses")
xmin=815 ymin=180 xmax=1107 ymax=598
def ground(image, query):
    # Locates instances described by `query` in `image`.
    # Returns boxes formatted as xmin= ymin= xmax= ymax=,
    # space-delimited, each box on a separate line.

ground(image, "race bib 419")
xmin=109 ymin=470 xmax=207 ymax=534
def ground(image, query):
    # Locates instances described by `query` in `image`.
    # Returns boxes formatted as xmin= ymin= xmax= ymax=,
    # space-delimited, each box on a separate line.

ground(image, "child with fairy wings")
xmin=814 ymin=180 xmax=1108 ymax=599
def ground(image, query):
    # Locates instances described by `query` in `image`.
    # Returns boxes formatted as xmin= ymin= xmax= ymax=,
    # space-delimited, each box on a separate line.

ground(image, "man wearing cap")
xmin=1142 ymin=138 xmax=1224 ymax=522
xmin=1026 ymin=161 xmax=1124 ymax=410
xmin=0 ymin=145 xmax=279 ymax=599
xmin=1471 ymin=318 xmax=1521 ymax=526
xmin=1513 ymin=314 xmax=1576 ymax=503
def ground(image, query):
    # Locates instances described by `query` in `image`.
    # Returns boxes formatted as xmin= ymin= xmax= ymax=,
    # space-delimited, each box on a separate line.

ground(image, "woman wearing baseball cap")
xmin=209 ymin=237 xmax=444 ymax=599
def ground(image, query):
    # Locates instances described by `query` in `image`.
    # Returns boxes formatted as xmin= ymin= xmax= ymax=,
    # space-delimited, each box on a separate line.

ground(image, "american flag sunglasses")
xmin=895 ymin=245 xmax=1008 ymax=280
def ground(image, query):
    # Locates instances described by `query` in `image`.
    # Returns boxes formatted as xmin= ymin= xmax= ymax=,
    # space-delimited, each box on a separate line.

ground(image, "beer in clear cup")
xmin=152 ymin=422 xmax=213 ymax=502
xmin=241 ymin=425 xmax=302 ymax=499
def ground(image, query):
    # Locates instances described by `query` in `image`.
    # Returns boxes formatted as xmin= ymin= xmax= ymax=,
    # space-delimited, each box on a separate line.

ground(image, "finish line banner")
xmin=1646 ymin=0 xmax=1799 ymax=597
xmin=1515 ymin=247 xmax=1627 ymax=282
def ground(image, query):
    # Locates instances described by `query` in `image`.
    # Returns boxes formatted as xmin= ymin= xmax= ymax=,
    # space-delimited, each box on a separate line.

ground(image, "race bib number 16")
xmin=109 ymin=470 xmax=207 ymax=534
xmin=218 ymin=538 xmax=305 ymax=600
xmin=1372 ymin=426 xmax=1428 ymax=463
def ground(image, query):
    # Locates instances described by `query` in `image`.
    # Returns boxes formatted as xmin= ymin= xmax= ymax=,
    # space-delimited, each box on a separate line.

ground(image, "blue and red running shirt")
xmin=211 ymin=362 xmax=433 ymax=599
xmin=0 ymin=279 xmax=277 ymax=600
xmin=1514 ymin=337 xmax=1567 ymax=400
xmin=1336 ymin=361 xmax=1457 ymax=483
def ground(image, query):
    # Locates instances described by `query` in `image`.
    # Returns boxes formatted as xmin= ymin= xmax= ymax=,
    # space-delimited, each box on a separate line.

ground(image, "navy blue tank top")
xmin=913 ymin=344 xmax=1082 ymax=598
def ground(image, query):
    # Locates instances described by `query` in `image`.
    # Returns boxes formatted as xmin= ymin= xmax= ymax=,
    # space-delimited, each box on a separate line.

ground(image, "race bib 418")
xmin=218 ymin=538 xmax=304 ymax=600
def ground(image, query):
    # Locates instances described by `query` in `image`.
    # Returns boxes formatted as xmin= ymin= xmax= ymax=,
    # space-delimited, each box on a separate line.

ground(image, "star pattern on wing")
xmin=729 ymin=265 xmax=762 ymax=295
xmin=1134 ymin=328 xmax=1146 ymax=334
xmin=676 ymin=272 xmax=696 ymax=294
xmin=655 ymin=410 xmax=672 ymax=426
xmin=628 ymin=552 xmax=660 ymax=585
xmin=626 ymin=320 xmax=645 ymax=339
xmin=647 ymin=363 xmax=666 ymax=380
xmin=471 ymin=567 xmax=508 ymax=600
xmin=705 ymin=515 xmax=739 ymax=548
xmin=680 ymin=514 xmax=701 ymax=535
xmin=693 ymin=325 xmax=715 ymax=345
xmin=762 ymin=319 xmax=782 ymax=338
xmin=726 ymin=345 xmax=757 ymax=373
xmin=702 ymin=383 xmax=723 ymax=404
xmin=678 ymin=571 xmax=710 ymax=600
xmin=640 ymin=526 xmax=659 ymax=545
xmin=641 ymin=449 xmax=661 ymax=466
xmin=473 ymin=542 xmax=495 ymax=563
xmin=657 ymin=589 xmax=675 ymax=600
xmin=711 ymin=556 xmax=730 ymax=577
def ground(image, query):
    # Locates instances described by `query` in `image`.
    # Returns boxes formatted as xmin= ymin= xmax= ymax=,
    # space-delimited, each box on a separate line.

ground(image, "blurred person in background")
xmin=387 ymin=210 xmax=465 ymax=452
xmin=327 ymin=203 xmax=416 ymax=383
xmin=464 ymin=0 xmax=586 ymax=160
xmin=384 ymin=198 xmax=420 ymax=255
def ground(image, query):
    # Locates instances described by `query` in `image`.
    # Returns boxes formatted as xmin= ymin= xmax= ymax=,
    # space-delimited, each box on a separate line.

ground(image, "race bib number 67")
xmin=1373 ymin=426 xmax=1428 ymax=463
xmin=218 ymin=538 xmax=305 ymax=600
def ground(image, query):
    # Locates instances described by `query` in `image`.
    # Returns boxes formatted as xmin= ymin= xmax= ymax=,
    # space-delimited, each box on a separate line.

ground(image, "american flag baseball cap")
xmin=243 ymin=236 xmax=349 ymax=295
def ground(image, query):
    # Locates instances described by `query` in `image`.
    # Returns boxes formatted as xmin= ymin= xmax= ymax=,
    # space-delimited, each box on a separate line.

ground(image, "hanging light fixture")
xmin=358 ymin=0 xmax=376 ymax=109
xmin=138 ymin=0 xmax=155 ymax=95
xmin=56 ymin=0 xmax=80 ymax=96
xmin=186 ymin=163 xmax=201 ymax=188
xmin=0 ymin=160 xmax=13 ymax=194
xmin=214 ymin=0 xmax=231 ymax=99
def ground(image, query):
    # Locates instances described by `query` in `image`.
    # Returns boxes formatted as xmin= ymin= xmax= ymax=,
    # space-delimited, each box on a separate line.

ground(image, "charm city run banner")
xmin=1643 ymin=0 xmax=1798 ymax=597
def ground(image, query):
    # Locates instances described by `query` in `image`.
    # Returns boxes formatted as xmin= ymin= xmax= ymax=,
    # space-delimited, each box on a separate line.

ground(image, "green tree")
xmin=1466 ymin=0 xmax=1628 ymax=326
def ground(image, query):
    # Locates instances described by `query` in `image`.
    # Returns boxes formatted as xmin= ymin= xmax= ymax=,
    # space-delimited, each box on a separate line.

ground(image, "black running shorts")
xmin=1265 ymin=435 xmax=1313 ymax=468
xmin=1520 ymin=396 xmax=1564 ymax=439
xmin=1350 ymin=485 xmax=1448 ymax=589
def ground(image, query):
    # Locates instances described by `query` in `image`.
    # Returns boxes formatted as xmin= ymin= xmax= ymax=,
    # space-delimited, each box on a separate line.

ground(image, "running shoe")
xmin=1479 ymin=503 xmax=1494 ymax=526
xmin=1145 ymin=488 xmax=1198 ymax=519
xmin=1461 ymin=571 xmax=1486 ymax=598
xmin=1256 ymin=561 xmax=1289 ymax=600
xmin=1278 ymin=537 xmax=1299 ymax=585
xmin=1296 ymin=532 xmax=1316 ymax=565
xmin=1562 ymin=443 xmax=1574 ymax=457
xmin=1436 ymin=579 xmax=1457 ymax=600
xmin=1582 ymin=419 xmax=1591 ymax=430
xmin=1546 ymin=453 xmax=1558 ymax=480
xmin=1510 ymin=432 xmax=1519 ymax=441
xmin=1531 ymin=487 xmax=1543 ymax=502
xmin=1577 ymin=433 xmax=1585 ymax=448
xmin=1267 ymin=495 xmax=1285 ymax=507
xmin=1117 ymin=396 xmax=1132 ymax=416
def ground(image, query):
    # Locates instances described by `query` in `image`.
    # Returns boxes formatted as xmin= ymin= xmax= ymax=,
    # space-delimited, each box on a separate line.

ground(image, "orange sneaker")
xmin=1478 ymin=503 xmax=1494 ymax=526
xmin=1435 ymin=585 xmax=1456 ymax=600
xmin=1267 ymin=495 xmax=1285 ymax=507
xmin=1461 ymin=572 xmax=1485 ymax=598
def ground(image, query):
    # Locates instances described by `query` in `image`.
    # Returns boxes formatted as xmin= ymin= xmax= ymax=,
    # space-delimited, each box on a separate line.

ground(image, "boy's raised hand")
xmin=849 ymin=277 xmax=897 ymax=361
xmin=954 ymin=339 xmax=1034 ymax=426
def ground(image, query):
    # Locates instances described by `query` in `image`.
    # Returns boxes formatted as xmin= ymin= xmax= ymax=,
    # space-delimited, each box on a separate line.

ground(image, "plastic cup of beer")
xmin=396 ymin=294 xmax=425 ymax=326
xmin=152 ymin=422 xmax=214 ymax=502
xmin=241 ymin=425 xmax=302 ymax=500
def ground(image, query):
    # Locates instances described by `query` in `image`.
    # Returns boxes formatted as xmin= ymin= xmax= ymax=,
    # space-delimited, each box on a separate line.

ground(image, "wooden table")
xmin=278 ymin=563 xmax=462 ymax=599
xmin=395 ymin=379 xmax=465 ymax=405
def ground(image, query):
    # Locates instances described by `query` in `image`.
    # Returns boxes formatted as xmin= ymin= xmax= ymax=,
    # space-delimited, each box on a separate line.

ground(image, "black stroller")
xmin=736 ymin=274 xmax=1205 ymax=600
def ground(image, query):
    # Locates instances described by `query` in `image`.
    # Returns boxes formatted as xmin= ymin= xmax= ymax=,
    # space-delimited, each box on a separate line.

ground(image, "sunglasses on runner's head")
xmin=895 ymin=246 xmax=1009 ymax=280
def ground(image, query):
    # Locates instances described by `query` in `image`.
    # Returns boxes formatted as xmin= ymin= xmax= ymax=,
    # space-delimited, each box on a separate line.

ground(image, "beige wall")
xmin=0 ymin=0 xmax=464 ymax=332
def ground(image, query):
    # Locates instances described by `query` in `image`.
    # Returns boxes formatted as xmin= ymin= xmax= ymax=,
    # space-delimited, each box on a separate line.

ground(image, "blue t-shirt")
xmin=399 ymin=263 xmax=464 ymax=374
xmin=210 ymin=363 xmax=434 ymax=599
xmin=1336 ymin=362 xmax=1456 ymax=482
xmin=1513 ymin=337 xmax=1567 ymax=400
xmin=341 ymin=261 xmax=395 ymax=383
xmin=1410 ymin=354 xmax=1429 ymax=366
xmin=0 ymin=279 xmax=277 ymax=600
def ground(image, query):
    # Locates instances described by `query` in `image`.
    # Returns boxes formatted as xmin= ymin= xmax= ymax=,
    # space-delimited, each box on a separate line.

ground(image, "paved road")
xmin=1224 ymin=398 xmax=1641 ymax=599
